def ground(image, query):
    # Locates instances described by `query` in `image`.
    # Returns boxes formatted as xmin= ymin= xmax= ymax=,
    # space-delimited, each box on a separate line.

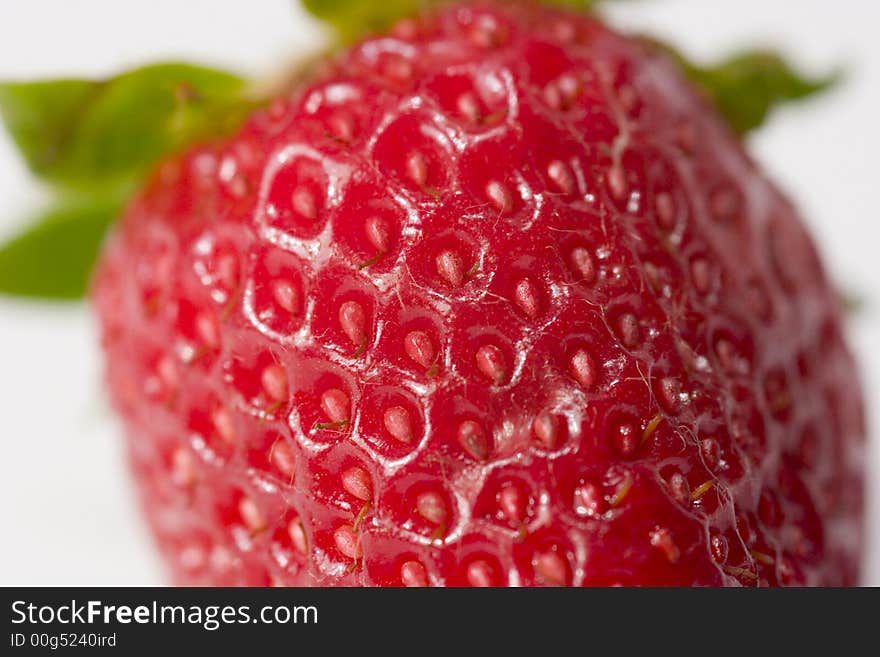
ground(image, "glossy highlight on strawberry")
xmin=94 ymin=1 xmax=864 ymax=586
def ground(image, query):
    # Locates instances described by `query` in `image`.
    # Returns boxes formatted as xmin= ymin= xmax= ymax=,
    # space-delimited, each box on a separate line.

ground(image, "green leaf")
xmin=0 ymin=63 xmax=252 ymax=191
xmin=0 ymin=80 xmax=97 ymax=180
xmin=0 ymin=201 xmax=120 ymax=299
xmin=671 ymin=49 xmax=839 ymax=134
xmin=0 ymin=62 xmax=256 ymax=300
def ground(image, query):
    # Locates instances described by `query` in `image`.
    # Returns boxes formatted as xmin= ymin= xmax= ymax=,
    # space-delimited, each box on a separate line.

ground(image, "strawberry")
xmin=3 ymin=1 xmax=864 ymax=586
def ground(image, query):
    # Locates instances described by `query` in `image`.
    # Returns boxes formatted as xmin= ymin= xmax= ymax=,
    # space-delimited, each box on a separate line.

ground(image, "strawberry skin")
xmin=94 ymin=2 xmax=864 ymax=586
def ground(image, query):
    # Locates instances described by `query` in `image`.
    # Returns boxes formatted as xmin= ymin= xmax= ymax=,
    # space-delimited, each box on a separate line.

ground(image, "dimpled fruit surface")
xmin=94 ymin=2 xmax=864 ymax=586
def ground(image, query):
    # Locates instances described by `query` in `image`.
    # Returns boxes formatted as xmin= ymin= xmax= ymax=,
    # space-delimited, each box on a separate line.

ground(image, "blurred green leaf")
xmin=672 ymin=49 xmax=839 ymax=134
xmin=0 ymin=62 xmax=254 ymax=300
xmin=0 ymin=80 xmax=96 ymax=181
xmin=0 ymin=63 xmax=251 ymax=191
xmin=0 ymin=201 xmax=120 ymax=299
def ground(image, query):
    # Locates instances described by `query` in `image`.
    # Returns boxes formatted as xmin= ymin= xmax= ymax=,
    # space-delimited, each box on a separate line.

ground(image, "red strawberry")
xmin=92 ymin=1 xmax=864 ymax=586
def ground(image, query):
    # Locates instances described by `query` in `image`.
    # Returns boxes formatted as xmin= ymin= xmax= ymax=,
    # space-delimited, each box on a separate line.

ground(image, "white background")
xmin=0 ymin=0 xmax=877 ymax=585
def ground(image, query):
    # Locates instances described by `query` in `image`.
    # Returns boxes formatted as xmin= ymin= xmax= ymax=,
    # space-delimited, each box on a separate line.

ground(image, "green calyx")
xmin=663 ymin=47 xmax=839 ymax=135
xmin=0 ymin=63 xmax=254 ymax=299
xmin=0 ymin=64 xmax=251 ymax=191
xmin=0 ymin=1 xmax=837 ymax=301
xmin=0 ymin=201 xmax=119 ymax=299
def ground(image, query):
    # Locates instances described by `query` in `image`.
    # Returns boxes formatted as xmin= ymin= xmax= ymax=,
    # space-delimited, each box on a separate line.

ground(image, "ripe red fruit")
xmin=94 ymin=2 xmax=864 ymax=586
